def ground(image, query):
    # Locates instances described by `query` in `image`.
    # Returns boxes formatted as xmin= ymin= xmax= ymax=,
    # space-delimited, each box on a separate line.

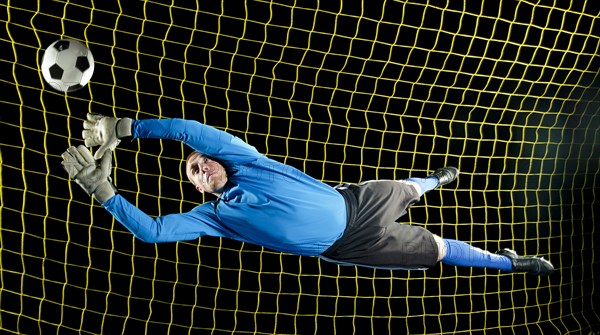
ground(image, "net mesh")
xmin=1 ymin=0 xmax=599 ymax=334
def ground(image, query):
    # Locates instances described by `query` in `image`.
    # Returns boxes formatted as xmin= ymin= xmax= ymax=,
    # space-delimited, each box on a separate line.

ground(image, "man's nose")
xmin=201 ymin=163 xmax=210 ymax=172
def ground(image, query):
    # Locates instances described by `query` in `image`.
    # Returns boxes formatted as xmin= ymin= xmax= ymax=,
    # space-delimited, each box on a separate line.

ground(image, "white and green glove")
xmin=61 ymin=145 xmax=116 ymax=204
xmin=82 ymin=113 xmax=132 ymax=160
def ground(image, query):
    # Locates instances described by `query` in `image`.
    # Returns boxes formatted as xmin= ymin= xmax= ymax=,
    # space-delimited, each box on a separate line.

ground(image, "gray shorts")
xmin=320 ymin=180 xmax=439 ymax=270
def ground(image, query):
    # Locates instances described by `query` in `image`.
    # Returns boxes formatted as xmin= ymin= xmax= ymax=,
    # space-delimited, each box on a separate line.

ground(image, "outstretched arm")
xmin=102 ymin=195 xmax=225 ymax=243
xmin=132 ymin=118 xmax=261 ymax=165
xmin=82 ymin=114 xmax=261 ymax=165
xmin=61 ymin=144 xmax=223 ymax=243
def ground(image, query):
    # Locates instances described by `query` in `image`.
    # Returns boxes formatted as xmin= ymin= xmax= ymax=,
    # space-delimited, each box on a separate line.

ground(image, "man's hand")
xmin=61 ymin=145 xmax=116 ymax=203
xmin=82 ymin=113 xmax=128 ymax=160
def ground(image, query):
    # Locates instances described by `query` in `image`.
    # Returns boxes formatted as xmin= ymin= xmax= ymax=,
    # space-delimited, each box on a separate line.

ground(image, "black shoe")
xmin=496 ymin=248 xmax=554 ymax=276
xmin=430 ymin=167 xmax=459 ymax=186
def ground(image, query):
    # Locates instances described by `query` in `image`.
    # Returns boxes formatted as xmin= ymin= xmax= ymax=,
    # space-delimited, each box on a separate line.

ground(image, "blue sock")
xmin=406 ymin=177 xmax=439 ymax=196
xmin=441 ymin=239 xmax=513 ymax=271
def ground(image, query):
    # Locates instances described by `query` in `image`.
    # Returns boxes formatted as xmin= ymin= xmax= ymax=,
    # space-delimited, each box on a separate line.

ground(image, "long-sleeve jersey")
xmin=102 ymin=119 xmax=347 ymax=256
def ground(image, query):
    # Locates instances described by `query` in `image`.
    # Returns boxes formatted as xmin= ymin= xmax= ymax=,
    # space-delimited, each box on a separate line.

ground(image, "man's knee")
xmin=393 ymin=180 xmax=423 ymax=198
xmin=432 ymin=234 xmax=446 ymax=262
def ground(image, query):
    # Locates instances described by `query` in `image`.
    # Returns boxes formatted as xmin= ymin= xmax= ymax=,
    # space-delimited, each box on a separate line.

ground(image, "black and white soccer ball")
xmin=41 ymin=39 xmax=95 ymax=92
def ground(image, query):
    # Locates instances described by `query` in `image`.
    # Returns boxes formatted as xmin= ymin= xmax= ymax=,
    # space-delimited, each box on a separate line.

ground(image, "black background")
xmin=1 ymin=1 xmax=599 ymax=334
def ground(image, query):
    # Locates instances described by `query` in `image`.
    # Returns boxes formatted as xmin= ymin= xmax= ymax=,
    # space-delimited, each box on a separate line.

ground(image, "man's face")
xmin=186 ymin=152 xmax=228 ymax=195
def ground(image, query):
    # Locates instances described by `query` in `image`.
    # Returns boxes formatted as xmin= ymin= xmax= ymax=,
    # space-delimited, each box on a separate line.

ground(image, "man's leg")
xmin=432 ymin=234 xmax=554 ymax=275
xmin=406 ymin=167 xmax=459 ymax=196
xmin=403 ymin=167 xmax=553 ymax=276
xmin=433 ymin=235 xmax=513 ymax=271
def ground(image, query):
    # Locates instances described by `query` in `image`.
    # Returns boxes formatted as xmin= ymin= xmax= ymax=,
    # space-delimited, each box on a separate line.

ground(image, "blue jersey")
xmin=102 ymin=119 xmax=347 ymax=256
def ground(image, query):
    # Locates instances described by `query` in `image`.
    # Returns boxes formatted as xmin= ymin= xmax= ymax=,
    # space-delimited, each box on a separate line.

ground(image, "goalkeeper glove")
xmin=82 ymin=113 xmax=132 ymax=160
xmin=61 ymin=145 xmax=116 ymax=204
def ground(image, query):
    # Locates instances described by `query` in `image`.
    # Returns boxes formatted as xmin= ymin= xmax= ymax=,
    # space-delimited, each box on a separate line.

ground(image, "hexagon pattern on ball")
xmin=41 ymin=39 xmax=95 ymax=92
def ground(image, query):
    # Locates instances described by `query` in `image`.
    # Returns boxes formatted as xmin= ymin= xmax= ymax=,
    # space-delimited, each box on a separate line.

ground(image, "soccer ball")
xmin=41 ymin=39 xmax=95 ymax=92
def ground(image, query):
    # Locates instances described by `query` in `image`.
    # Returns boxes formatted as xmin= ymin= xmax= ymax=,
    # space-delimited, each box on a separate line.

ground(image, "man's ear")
xmin=195 ymin=185 xmax=204 ymax=194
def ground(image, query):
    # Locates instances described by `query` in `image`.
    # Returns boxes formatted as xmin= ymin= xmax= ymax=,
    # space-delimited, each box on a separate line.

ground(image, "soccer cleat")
xmin=430 ymin=167 xmax=459 ymax=186
xmin=496 ymin=248 xmax=554 ymax=276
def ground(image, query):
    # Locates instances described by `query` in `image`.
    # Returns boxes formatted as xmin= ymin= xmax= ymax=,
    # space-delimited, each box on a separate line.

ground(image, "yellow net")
xmin=1 ymin=0 xmax=599 ymax=334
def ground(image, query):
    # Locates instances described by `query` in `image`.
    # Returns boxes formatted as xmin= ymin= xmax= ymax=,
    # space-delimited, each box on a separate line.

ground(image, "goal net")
xmin=1 ymin=1 xmax=599 ymax=334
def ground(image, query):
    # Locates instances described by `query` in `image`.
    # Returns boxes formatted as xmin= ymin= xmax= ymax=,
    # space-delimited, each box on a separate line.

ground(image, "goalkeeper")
xmin=61 ymin=114 xmax=554 ymax=275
